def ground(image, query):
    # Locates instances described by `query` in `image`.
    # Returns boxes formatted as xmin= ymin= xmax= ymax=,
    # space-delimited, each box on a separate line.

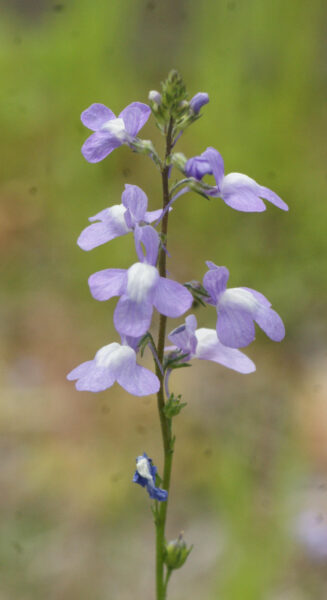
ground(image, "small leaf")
xmin=163 ymin=394 xmax=187 ymax=418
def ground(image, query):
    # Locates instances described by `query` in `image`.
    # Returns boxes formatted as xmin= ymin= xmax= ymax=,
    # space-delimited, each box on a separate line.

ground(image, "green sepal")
xmin=163 ymin=351 xmax=190 ymax=372
xmin=164 ymin=533 xmax=193 ymax=570
xmin=138 ymin=332 xmax=152 ymax=357
xmin=155 ymin=471 xmax=163 ymax=487
xmin=163 ymin=394 xmax=187 ymax=419
xmin=168 ymin=153 xmax=187 ymax=172
xmin=184 ymin=281 xmax=210 ymax=307
xmin=129 ymin=138 xmax=162 ymax=169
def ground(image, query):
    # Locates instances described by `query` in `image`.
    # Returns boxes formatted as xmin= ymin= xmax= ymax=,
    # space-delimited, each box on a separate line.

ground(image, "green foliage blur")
xmin=1 ymin=1 xmax=326 ymax=598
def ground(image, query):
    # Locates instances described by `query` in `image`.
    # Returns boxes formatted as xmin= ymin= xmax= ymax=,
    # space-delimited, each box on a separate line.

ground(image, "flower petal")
xmin=217 ymin=306 xmax=256 ymax=348
xmin=77 ymin=222 xmax=116 ymax=251
xmin=75 ymin=365 xmax=116 ymax=392
xmin=185 ymin=314 xmax=197 ymax=332
xmin=134 ymin=225 xmax=159 ymax=266
xmin=259 ymin=186 xmax=289 ymax=211
xmin=88 ymin=269 xmax=126 ymax=301
xmin=133 ymin=471 xmax=147 ymax=487
xmin=82 ymin=131 xmax=122 ymax=163
xmin=195 ymin=328 xmax=256 ymax=373
xmin=88 ymin=207 xmax=111 ymax=223
xmin=153 ymin=278 xmax=193 ymax=318
xmin=220 ymin=173 xmax=266 ymax=212
xmin=147 ymin=484 xmax=168 ymax=501
xmin=117 ymin=364 xmax=160 ymax=396
xmin=223 ymin=191 xmax=266 ymax=212
xmin=203 ymin=264 xmax=229 ymax=302
xmin=81 ymin=103 xmax=116 ymax=131
xmin=168 ymin=314 xmax=197 ymax=354
xmin=122 ymin=184 xmax=148 ymax=221
xmin=255 ymin=306 xmax=285 ymax=342
xmin=119 ymin=102 xmax=151 ymax=137
xmin=67 ymin=360 xmax=94 ymax=380
xmin=144 ymin=208 xmax=165 ymax=223
xmin=114 ymin=295 xmax=153 ymax=336
xmin=202 ymin=147 xmax=225 ymax=188
xmin=80 ymin=205 xmax=131 ymax=250
xmin=185 ymin=155 xmax=212 ymax=180
xmin=241 ymin=287 xmax=272 ymax=307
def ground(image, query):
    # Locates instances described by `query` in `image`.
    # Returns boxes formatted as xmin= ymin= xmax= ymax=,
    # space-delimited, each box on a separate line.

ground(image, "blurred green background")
xmin=1 ymin=0 xmax=327 ymax=598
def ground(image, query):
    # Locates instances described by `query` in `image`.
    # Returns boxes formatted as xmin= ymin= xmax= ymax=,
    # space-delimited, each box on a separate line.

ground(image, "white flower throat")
xmin=101 ymin=118 xmax=127 ymax=141
xmin=136 ymin=456 xmax=153 ymax=481
xmin=109 ymin=204 xmax=130 ymax=232
xmin=219 ymin=288 xmax=259 ymax=313
xmin=127 ymin=263 xmax=158 ymax=303
xmin=95 ymin=343 xmax=135 ymax=370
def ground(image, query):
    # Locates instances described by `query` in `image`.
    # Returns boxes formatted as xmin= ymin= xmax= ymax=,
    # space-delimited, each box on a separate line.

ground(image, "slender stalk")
xmin=155 ymin=117 xmax=174 ymax=600
xmin=164 ymin=568 xmax=173 ymax=595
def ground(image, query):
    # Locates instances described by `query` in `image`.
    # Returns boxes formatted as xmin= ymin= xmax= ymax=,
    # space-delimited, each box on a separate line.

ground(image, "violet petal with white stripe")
xmin=186 ymin=147 xmax=288 ymax=212
xmin=168 ymin=314 xmax=255 ymax=374
xmin=81 ymin=102 xmax=151 ymax=163
xmin=203 ymin=261 xmax=285 ymax=348
xmin=89 ymin=225 xmax=193 ymax=337
xmin=67 ymin=342 xmax=159 ymax=396
xmin=77 ymin=185 xmax=162 ymax=251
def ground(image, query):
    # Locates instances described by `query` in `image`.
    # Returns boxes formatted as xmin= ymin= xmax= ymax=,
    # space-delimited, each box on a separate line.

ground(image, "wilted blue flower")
xmin=88 ymin=225 xmax=193 ymax=337
xmin=67 ymin=339 xmax=159 ymax=396
xmin=203 ymin=261 xmax=285 ymax=348
xmin=133 ymin=453 xmax=168 ymax=501
xmin=77 ymin=184 xmax=164 ymax=251
xmin=189 ymin=92 xmax=209 ymax=114
xmin=167 ymin=314 xmax=255 ymax=374
xmin=81 ymin=102 xmax=151 ymax=163
xmin=185 ymin=147 xmax=288 ymax=212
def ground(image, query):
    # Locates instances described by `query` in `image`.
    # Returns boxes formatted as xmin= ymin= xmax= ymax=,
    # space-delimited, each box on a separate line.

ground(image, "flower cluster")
xmin=67 ymin=73 xmax=287 ymax=505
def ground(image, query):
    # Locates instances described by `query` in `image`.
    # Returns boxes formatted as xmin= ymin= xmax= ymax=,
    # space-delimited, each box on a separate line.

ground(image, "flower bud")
xmin=170 ymin=152 xmax=187 ymax=171
xmin=148 ymin=90 xmax=162 ymax=105
xmin=178 ymin=100 xmax=189 ymax=110
xmin=164 ymin=533 xmax=192 ymax=570
xmin=190 ymin=92 xmax=209 ymax=114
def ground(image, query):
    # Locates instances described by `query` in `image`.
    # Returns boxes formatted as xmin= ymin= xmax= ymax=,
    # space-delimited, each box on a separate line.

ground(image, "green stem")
xmin=155 ymin=117 xmax=174 ymax=600
xmin=169 ymin=177 xmax=193 ymax=196
xmin=164 ymin=568 xmax=173 ymax=595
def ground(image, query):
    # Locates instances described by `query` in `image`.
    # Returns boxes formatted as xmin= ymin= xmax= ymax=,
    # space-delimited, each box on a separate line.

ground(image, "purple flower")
xmin=185 ymin=147 xmax=288 ymax=212
xmin=77 ymin=184 xmax=164 ymax=251
xmin=203 ymin=261 xmax=285 ymax=348
xmin=67 ymin=339 xmax=159 ymax=396
xmin=133 ymin=452 xmax=168 ymax=501
xmin=88 ymin=225 xmax=193 ymax=337
xmin=189 ymin=92 xmax=209 ymax=114
xmin=81 ymin=102 xmax=151 ymax=163
xmin=167 ymin=314 xmax=255 ymax=374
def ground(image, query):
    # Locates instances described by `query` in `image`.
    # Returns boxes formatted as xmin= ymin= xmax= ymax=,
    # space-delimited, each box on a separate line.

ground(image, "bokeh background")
xmin=1 ymin=0 xmax=327 ymax=598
